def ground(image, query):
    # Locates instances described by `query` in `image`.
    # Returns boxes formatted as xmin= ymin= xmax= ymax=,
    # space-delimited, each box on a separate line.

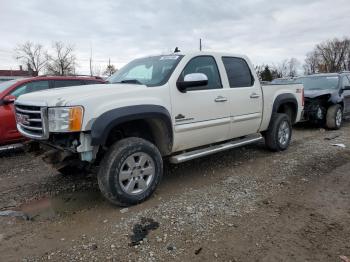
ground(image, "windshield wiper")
xmin=116 ymin=79 xmax=142 ymax=85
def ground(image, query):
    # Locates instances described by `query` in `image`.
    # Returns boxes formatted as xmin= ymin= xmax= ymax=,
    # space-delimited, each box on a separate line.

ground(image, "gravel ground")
xmin=0 ymin=122 xmax=349 ymax=262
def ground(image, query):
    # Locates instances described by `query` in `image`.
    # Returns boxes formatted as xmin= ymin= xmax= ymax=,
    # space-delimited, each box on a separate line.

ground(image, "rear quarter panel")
xmin=260 ymin=83 xmax=304 ymax=131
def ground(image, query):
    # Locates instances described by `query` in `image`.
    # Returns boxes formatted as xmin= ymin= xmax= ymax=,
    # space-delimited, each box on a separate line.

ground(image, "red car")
xmin=0 ymin=76 xmax=105 ymax=146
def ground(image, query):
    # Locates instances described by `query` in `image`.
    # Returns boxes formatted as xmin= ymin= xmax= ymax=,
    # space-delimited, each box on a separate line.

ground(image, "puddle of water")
xmin=18 ymin=191 xmax=104 ymax=220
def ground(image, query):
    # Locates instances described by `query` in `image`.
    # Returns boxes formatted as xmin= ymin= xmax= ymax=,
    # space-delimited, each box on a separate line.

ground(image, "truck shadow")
xmin=5 ymin=120 xmax=349 ymax=219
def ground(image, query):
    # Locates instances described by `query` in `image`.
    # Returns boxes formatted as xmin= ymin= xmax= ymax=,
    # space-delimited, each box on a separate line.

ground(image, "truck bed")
xmin=259 ymin=83 xmax=304 ymax=131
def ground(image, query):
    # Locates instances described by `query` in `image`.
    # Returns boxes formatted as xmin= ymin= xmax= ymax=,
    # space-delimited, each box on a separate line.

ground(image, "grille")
xmin=15 ymin=104 xmax=48 ymax=139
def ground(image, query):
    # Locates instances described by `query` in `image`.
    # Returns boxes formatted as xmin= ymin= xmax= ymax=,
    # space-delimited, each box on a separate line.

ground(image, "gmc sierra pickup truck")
xmin=15 ymin=52 xmax=304 ymax=206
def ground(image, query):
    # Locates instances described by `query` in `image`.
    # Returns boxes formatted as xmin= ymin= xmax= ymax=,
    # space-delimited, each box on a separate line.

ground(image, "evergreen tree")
xmin=260 ymin=65 xmax=273 ymax=81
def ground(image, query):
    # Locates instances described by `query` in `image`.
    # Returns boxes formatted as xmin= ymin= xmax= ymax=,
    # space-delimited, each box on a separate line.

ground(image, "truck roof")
xmin=145 ymin=51 xmax=248 ymax=60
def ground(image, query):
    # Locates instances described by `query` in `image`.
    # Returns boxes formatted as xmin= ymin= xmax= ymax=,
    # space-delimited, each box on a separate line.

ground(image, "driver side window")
xmin=179 ymin=56 xmax=222 ymax=91
xmin=343 ymin=76 xmax=350 ymax=88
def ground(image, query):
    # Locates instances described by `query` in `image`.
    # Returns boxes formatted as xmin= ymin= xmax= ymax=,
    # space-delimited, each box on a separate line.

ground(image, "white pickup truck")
xmin=15 ymin=51 xmax=304 ymax=206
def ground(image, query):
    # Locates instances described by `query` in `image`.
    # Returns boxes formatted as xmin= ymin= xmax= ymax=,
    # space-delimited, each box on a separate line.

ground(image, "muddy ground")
xmin=0 ymin=122 xmax=350 ymax=262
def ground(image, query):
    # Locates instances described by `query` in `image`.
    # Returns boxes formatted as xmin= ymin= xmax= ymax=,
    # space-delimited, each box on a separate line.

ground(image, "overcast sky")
xmin=0 ymin=0 xmax=349 ymax=74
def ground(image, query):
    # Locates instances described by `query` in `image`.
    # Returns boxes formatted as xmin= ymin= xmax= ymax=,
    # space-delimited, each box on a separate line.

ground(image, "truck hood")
xmin=16 ymin=83 xmax=147 ymax=106
xmin=304 ymin=89 xmax=336 ymax=99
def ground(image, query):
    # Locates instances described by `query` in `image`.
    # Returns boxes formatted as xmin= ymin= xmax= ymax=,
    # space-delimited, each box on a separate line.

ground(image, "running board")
xmin=169 ymin=134 xmax=263 ymax=164
xmin=0 ymin=143 xmax=23 ymax=152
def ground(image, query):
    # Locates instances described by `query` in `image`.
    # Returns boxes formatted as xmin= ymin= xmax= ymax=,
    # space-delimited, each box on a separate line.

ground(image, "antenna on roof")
xmin=174 ymin=47 xmax=181 ymax=53
xmin=199 ymin=38 xmax=202 ymax=51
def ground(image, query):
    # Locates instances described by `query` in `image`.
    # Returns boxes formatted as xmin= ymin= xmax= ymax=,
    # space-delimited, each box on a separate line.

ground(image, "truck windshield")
xmin=298 ymin=76 xmax=339 ymax=90
xmin=108 ymin=55 xmax=183 ymax=87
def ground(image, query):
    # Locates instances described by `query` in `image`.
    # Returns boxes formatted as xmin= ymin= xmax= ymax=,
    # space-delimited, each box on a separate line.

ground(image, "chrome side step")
xmin=169 ymin=134 xmax=263 ymax=164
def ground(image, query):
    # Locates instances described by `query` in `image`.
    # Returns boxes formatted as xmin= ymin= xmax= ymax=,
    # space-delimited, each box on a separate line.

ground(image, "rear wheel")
xmin=326 ymin=104 xmax=342 ymax=130
xmin=264 ymin=113 xmax=292 ymax=152
xmin=97 ymin=137 xmax=163 ymax=206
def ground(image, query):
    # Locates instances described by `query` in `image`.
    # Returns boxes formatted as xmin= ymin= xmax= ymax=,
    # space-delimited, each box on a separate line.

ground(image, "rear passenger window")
xmin=179 ymin=56 xmax=222 ymax=91
xmin=222 ymin=57 xmax=254 ymax=88
xmin=54 ymin=80 xmax=82 ymax=88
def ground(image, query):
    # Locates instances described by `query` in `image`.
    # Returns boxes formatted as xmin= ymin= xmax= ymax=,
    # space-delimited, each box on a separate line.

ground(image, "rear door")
xmin=221 ymin=57 xmax=263 ymax=138
xmin=53 ymin=79 xmax=84 ymax=88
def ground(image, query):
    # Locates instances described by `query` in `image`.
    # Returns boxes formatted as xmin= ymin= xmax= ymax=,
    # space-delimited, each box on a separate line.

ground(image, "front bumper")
xmin=302 ymin=102 xmax=325 ymax=122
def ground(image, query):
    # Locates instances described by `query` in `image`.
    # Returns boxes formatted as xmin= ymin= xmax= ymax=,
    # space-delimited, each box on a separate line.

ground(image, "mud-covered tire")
xmin=264 ymin=113 xmax=292 ymax=152
xmin=326 ymin=104 xmax=342 ymax=130
xmin=97 ymin=137 xmax=163 ymax=206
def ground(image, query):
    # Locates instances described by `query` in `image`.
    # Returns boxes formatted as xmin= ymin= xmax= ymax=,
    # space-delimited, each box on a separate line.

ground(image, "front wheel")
xmin=97 ymin=137 xmax=163 ymax=206
xmin=264 ymin=113 xmax=292 ymax=152
xmin=326 ymin=104 xmax=342 ymax=130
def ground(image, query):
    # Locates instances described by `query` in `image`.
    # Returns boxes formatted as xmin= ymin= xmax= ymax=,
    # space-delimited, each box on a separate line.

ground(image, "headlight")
xmin=48 ymin=106 xmax=84 ymax=132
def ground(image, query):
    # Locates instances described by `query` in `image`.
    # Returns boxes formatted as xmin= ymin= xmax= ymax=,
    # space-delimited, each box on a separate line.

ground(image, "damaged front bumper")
xmin=302 ymin=101 xmax=325 ymax=122
xmin=28 ymin=132 xmax=99 ymax=168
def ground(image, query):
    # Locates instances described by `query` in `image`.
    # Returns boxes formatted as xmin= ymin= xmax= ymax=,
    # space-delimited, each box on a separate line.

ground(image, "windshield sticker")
xmin=160 ymin=55 xmax=179 ymax=60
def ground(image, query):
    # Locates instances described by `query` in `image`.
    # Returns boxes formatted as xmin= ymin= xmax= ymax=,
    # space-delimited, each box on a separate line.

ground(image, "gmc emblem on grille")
xmin=16 ymin=113 xmax=30 ymax=125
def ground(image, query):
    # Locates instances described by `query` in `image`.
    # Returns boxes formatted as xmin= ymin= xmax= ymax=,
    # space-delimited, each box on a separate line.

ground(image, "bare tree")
xmin=272 ymin=58 xmax=301 ymax=78
xmin=91 ymin=64 xmax=102 ymax=76
xmin=287 ymin=58 xmax=300 ymax=77
xmin=104 ymin=64 xmax=117 ymax=76
xmin=14 ymin=41 xmax=48 ymax=75
xmin=255 ymin=65 xmax=264 ymax=81
xmin=315 ymin=37 xmax=350 ymax=72
xmin=303 ymin=38 xmax=350 ymax=74
xmin=346 ymin=47 xmax=350 ymax=71
xmin=46 ymin=42 xmax=77 ymax=75
xmin=304 ymin=51 xmax=320 ymax=75
xmin=273 ymin=59 xmax=288 ymax=78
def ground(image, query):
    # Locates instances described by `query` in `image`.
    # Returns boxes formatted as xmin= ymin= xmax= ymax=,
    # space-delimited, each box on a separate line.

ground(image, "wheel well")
xmin=277 ymin=102 xmax=297 ymax=124
xmin=105 ymin=118 xmax=172 ymax=156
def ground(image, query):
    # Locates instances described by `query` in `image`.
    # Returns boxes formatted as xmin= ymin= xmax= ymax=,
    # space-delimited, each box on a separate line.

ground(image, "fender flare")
xmin=90 ymin=105 xmax=173 ymax=146
xmin=271 ymin=93 xmax=298 ymax=124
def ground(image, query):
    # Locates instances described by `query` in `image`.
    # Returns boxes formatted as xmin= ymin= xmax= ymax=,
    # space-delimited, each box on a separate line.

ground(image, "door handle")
xmin=250 ymin=93 xmax=260 ymax=99
xmin=215 ymin=96 xmax=228 ymax=102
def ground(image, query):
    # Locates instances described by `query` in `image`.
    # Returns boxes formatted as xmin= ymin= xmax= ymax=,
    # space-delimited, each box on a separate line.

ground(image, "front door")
xmin=2 ymin=80 xmax=50 ymax=143
xmin=170 ymin=55 xmax=231 ymax=152
xmin=221 ymin=56 xmax=262 ymax=138
xmin=0 ymin=101 xmax=18 ymax=144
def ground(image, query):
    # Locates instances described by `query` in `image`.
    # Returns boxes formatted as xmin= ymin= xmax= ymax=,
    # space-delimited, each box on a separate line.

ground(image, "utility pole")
xmin=89 ymin=46 xmax=93 ymax=76
xmin=199 ymin=38 xmax=202 ymax=51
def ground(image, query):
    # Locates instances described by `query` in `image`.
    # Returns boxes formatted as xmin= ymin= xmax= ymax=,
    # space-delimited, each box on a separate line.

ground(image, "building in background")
xmin=0 ymin=66 xmax=37 ymax=82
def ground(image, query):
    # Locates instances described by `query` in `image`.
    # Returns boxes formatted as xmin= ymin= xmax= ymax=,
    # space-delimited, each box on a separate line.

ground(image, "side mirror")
xmin=3 ymin=95 xmax=16 ymax=104
xmin=177 ymin=73 xmax=208 ymax=93
xmin=343 ymin=85 xmax=350 ymax=91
